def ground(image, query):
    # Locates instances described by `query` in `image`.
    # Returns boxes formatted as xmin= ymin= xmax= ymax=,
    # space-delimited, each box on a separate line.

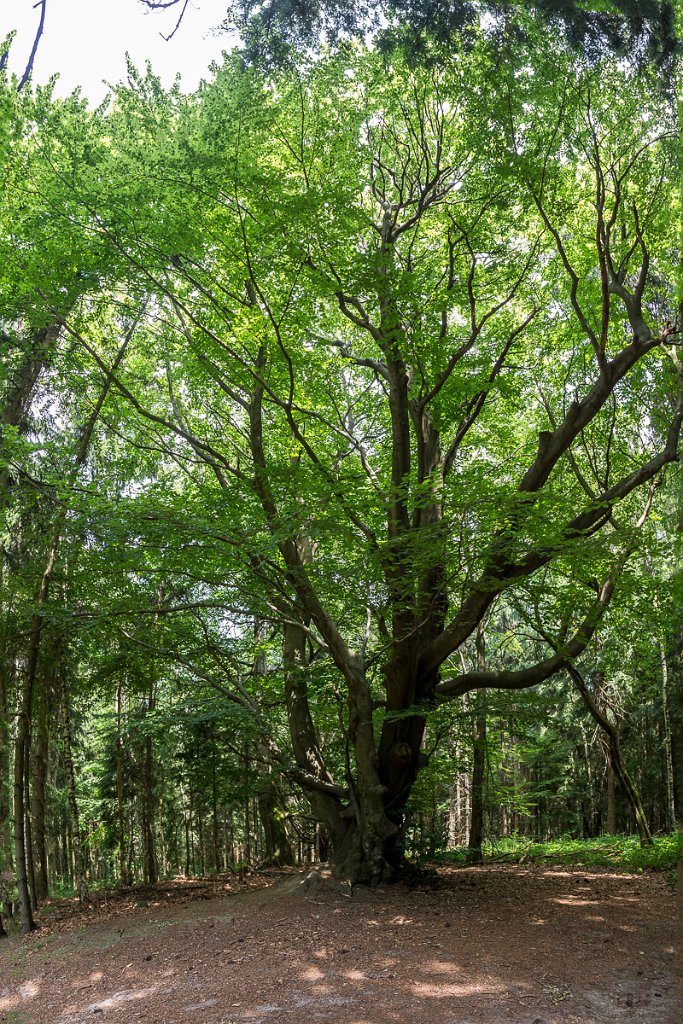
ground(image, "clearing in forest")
xmin=0 ymin=865 xmax=679 ymax=1024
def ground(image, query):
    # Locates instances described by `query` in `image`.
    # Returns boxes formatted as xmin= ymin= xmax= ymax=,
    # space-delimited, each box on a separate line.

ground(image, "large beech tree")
xmin=23 ymin=29 xmax=683 ymax=882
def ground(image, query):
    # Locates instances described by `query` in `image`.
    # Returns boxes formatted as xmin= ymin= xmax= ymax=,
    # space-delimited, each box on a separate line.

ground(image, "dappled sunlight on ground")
xmin=63 ymin=984 xmax=169 ymax=1017
xmin=552 ymin=896 xmax=603 ymax=905
xmin=0 ymin=866 xmax=677 ymax=1024
xmin=300 ymin=965 xmax=325 ymax=981
xmin=411 ymin=979 xmax=507 ymax=998
xmin=421 ymin=960 xmax=463 ymax=975
xmin=0 ymin=977 xmax=41 ymax=1011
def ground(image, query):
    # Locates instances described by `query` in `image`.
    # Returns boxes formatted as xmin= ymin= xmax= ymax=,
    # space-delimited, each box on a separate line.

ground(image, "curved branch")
xmin=424 ymin=372 xmax=682 ymax=675
xmin=436 ymin=560 xmax=623 ymax=698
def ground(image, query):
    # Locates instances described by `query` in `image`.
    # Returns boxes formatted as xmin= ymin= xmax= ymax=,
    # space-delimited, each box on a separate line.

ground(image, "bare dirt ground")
xmin=0 ymin=865 xmax=679 ymax=1024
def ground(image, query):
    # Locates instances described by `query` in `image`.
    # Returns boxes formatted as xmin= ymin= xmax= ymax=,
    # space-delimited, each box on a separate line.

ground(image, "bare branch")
xmin=16 ymin=0 xmax=47 ymax=93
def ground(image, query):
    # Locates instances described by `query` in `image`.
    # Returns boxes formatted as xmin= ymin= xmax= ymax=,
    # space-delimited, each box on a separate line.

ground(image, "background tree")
xmin=137 ymin=0 xmax=678 ymax=69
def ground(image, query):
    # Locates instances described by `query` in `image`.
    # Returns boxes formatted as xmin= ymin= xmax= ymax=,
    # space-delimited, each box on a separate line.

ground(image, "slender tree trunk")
xmin=658 ymin=638 xmax=676 ymax=831
xmin=188 ymin=784 xmax=195 ymax=875
xmin=31 ymin=661 xmax=50 ymax=901
xmin=13 ymin=639 xmax=39 ymax=932
xmin=243 ymin=756 xmax=251 ymax=868
xmin=567 ymin=664 xmax=653 ymax=846
xmin=211 ymin=749 xmax=219 ymax=872
xmin=142 ymin=681 xmax=157 ymax=885
xmin=57 ymin=646 xmax=90 ymax=904
xmin=578 ymin=720 xmax=596 ymax=836
xmin=467 ymin=624 xmax=487 ymax=864
xmin=468 ymin=707 xmax=487 ymax=861
xmin=11 ymin=326 xmax=135 ymax=920
xmin=115 ymin=682 xmax=127 ymax=885
xmin=12 ymin=524 xmax=61 ymax=934
xmin=181 ymin=781 xmax=191 ymax=876
xmin=606 ymin=756 xmax=617 ymax=835
xmin=0 ymin=638 xmax=11 ymax=937
xmin=23 ymin=756 xmax=37 ymax=911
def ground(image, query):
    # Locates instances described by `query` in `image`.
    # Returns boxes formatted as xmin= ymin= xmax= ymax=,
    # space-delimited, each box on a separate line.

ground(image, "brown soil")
xmin=0 ymin=865 xmax=679 ymax=1024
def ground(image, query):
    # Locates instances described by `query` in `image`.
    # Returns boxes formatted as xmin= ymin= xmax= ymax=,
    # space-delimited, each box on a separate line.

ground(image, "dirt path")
xmin=0 ymin=866 xmax=679 ymax=1024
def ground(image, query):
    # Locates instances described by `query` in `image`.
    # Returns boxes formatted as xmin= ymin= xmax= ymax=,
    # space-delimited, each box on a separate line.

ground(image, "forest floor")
xmin=0 ymin=864 xmax=679 ymax=1024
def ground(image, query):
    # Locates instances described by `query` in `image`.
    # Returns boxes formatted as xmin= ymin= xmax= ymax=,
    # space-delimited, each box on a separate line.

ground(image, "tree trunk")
xmin=258 ymin=785 xmax=294 ymax=866
xmin=211 ymin=748 xmax=219 ymax=872
xmin=606 ymin=756 xmax=617 ymax=835
xmin=9 ymin=327 xmax=132 ymax=918
xmin=24 ymin=756 xmax=37 ymax=911
xmin=142 ymin=682 xmax=157 ymax=885
xmin=57 ymin=646 xmax=90 ymax=904
xmin=31 ymin=660 xmax=51 ymax=901
xmin=243 ymin=759 xmax=251 ymax=868
xmin=467 ymin=623 xmax=487 ymax=864
xmin=251 ymin=621 xmax=294 ymax=867
xmin=282 ymin=615 xmax=392 ymax=883
xmin=115 ymin=682 xmax=127 ymax=885
xmin=658 ymin=638 xmax=676 ymax=831
xmin=13 ymin=646 xmax=37 ymax=933
xmin=567 ymin=664 xmax=653 ymax=846
xmin=0 ymin=634 xmax=11 ymax=937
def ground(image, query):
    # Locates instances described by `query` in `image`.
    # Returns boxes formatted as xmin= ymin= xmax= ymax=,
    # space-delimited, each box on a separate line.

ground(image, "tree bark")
xmin=467 ymin=624 xmax=487 ymax=864
xmin=57 ymin=646 xmax=90 ymax=904
xmin=0 ymin=522 xmax=14 ymax=935
xmin=252 ymin=618 xmax=294 ymax=867
xmin=142 ymin=681 xmax=158 ymax=885
xmin=0 ymin=647 xmax=10 ymax=937
xmin=115 ymin=682 xmax=128 ymax=885
xmin=13 ymin=605 xmax=42 ymax=933
xmin=31 ymin=658 xmax=51 ymax=901
xmin=658 ymin=638 xmax=676 ymax=831
xmin=606 ymin=756 xmax=617 ymax=835
xmin=24 ymin=745 xmax=37 ymax=911
xmin=566 ymin=664 xmax=653 ymax=846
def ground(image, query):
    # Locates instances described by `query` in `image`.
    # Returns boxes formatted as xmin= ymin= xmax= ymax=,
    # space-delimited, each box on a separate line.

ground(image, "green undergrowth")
xmin=433 ymin=832 xmax=682 ymax=873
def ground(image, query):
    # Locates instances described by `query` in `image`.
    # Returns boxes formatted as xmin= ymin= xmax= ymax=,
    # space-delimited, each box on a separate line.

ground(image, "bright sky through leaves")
xmin=0 ymin=0 xmax=232 ymax=102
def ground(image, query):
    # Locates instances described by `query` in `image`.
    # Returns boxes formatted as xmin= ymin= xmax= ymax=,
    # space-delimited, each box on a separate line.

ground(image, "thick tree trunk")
xmin=283 ymin=609 xmax=394 ymax=883
xmin=256 ymin=771 xmax=293 ymax=866
xmin=258 ymin=786 xmax=294 ymax=866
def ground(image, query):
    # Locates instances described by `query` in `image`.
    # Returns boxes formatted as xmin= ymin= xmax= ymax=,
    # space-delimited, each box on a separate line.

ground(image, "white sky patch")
xmin=1 ymin=0 xmax=235 ymax=104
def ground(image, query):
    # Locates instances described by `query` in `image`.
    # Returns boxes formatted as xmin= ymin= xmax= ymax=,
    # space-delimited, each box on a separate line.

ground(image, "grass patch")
xmin=433 ymin=832 xmax=682 ymax=872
